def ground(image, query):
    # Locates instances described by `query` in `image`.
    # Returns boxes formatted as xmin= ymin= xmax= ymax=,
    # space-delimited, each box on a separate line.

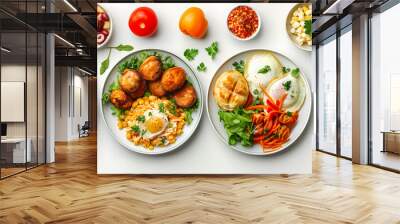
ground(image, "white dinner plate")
xmin=207 ymin=49 xmax=312 ymax=156
xmin=101 ymin=49 xmax=203 ymax=155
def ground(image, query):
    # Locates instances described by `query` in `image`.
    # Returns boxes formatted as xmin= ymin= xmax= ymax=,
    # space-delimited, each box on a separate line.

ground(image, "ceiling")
xmin=0 ymin=0 xmax=96 ymax=74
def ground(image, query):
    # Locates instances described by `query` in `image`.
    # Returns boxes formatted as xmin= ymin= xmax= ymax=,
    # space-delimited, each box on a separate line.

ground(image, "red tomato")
xmin=128 ymin=7 xmax=158 ymax=37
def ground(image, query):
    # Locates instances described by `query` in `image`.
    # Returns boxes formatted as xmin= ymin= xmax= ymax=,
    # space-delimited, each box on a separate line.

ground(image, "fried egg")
xmin=266 ymin=72 xmax=306 ymax=112
xmin=244 ymin=52 xmax=283 ymax=96
xmin=138 ymin=109 xmax=168 ymax=139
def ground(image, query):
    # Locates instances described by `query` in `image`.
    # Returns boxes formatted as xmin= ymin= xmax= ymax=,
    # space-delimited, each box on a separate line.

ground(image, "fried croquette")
xmin=129 ymin=79 xmax=147 ymax=99
xmin=148 ymin=80 xmax=167 ymax=97
xmin=139 ymin=56 xmax=162 ymax=81
xmin=110 ymin=89 xmax=133 ymax=110
xmin=119 ymin=69 xmax=142 ymax=93
xmin=161 ymin=67 xmax=186 ymax=92
xmin=173 ymin=85 xmax=197 ymax=108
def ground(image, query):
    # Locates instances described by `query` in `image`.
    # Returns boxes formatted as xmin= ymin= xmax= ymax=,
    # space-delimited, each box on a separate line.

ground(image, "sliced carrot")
xmin=277 ymin=93 xmax=287 ymax=110
xmin=245 ymin=105 xmax=269 ymax=110
xmin=259 ymin=84 xmax=275 ymax=104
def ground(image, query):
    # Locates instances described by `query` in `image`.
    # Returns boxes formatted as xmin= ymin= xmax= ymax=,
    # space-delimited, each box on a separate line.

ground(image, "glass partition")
xmin=339 ymin=28 xmax=352 ymax=158
xmin=0 ymin=0 xmax=46 ymax=179
xmin=370 ymin=3 xmax=400 ymax=171
xmin=317 ymin=36 xmax=337 ymax=155
xmin=0 ymin=31 xmax=28 ymax=177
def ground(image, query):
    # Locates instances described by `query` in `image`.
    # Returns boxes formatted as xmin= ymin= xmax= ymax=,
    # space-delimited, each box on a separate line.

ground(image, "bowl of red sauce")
xmin=227 ymin=5 xmax=260 ymax=41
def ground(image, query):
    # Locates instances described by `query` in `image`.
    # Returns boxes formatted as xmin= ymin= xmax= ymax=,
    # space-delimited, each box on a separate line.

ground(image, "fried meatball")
xmin=110 ymin=89 xmax=132 ymax=110
xmin=139 ymin=56 xmax=162 ymax=81
xmin=173 ymin=85 xmax=197 ymax=108
xmin=129 ymin=79 xmax=147 ymax=99
xmin=148 ymin=80 xmax=167 ymax=97
xmin=119 ymin=69 xmax=142 ymax=93
xmin=161 ymin=67 xmax=186 ymax=92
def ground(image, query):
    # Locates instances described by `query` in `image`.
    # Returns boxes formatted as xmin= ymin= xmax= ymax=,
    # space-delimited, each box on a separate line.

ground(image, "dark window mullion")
xmin=316 ymin=45 xmax=319 ymax=151
xmin=336 ymin=29 xmax=341 ymax=157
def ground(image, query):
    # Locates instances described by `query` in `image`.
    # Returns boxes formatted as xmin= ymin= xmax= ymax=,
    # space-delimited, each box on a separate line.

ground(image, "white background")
xmin=97 ymin=3 xmax=314 ymax=174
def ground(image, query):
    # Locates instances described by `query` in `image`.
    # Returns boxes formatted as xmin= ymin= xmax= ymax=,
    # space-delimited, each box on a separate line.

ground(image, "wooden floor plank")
xmin=0 ymin=135 xmax=400 ymax=224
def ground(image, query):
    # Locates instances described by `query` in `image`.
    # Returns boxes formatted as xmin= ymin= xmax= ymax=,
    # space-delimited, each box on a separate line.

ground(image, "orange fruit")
xmin=179 ymin=7 xmax=208 ymax=39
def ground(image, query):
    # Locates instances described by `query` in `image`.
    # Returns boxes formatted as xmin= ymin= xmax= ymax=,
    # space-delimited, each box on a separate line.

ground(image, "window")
xmin=317 ymin=36 xmax=337 ymax=154
xmin=339 ymin=28 xmax=352 ymax=158
xmin=370 ymin=3 xmax=400 ymax=171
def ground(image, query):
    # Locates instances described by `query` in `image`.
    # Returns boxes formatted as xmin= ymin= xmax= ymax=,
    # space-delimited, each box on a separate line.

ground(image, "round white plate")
xmin=207 ymin=49 xmax=312 ymax=156
xmin=286 ymin=3 xmax=312 ymax=52
xmin=101 ymin=49 xmax=203 ymax=155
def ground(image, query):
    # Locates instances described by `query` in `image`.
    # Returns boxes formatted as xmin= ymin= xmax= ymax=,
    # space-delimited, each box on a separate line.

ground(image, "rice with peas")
xmin=117 ymin=95 xmax=186 ymax=150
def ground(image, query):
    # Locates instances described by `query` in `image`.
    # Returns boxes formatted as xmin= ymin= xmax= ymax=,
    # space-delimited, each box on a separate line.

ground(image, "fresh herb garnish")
xmin=159 ymin=103 xmax=165 ymax=113
xmin=100 ymin=44 xmax=134 ymax=75
xmin=282 ymin=81 xmax=292 ymax=91
xmin=136 ymin=115 xmax=145 ymax=123
xmin=253 ymin=89 xmax=260 ymax=96
xmin=233 ymin=60 xmax=245 ymax=74
xmin=291 ymin=68 xmax=300 ymax=78
xmin=101 ymin=93 xmax=109 ymax=105
xmin=111 ymin=106 xmax=125 ymax=119
xmin=161 ymin=137 xmax=167 ymax=145
xmin=161 ymin=56 xmax=175 ymax=70
xmin=286 ymin=111 xmax=292 ymax=117
xmin=144 ymin=91 xmax=152 ymax=97
xmin=168 ymin=99 xmax=177 ymax=115
xmin=197 ymin=62 xmax=207 ymax=72
xmin=141 ymin=129 xmax=147 ymax=136
xmin=282 ymin=66 xmax=291 ymax=73
xmin=304 ymin=20 xmax=312 ymax=36
xmin=258 ymin=65 xmax=271 ymax=74
xmin=131 ymin=125 xmax=140 ymax=134
xmin=252 ymin=96 xmax=264 ymax=106
xmin=205 ymin=41 xmax=218 ymax=59
xmin=183 ymin=100 xmax=199 ymax=124
xmin=184 ymin=48 xmax=199 ymax=61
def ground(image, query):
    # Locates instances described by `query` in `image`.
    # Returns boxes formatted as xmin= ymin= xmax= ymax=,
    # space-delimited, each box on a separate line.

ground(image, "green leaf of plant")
xmin=205 ymin=41 xmax=218 ymax=60
xmin=100 ymin=57 xmax=109 ymax=75
xmin=184 ymin=48 xmax=199 ymax=61
xmin=304 ymin=20 xmax=312 ymax=36
xmin=197 ymin=62 xmax=207 ymax=72
xmin=291 ymin=68 xmax=300 ymax=78
xmin=115 ymin=44 xmax=134 ymax=51
xmin=233 ymin=60 xmax=245 ymax=74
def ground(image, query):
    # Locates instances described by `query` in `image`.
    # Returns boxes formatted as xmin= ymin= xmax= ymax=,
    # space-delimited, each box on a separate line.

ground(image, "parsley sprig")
xmin=233 ymin=60 xmax=245 ymax=74
xmin=197 ymin=62 xmax=207 ymax=72
xmin=184 ymin=48 xmax=199 ymax=61
xmin=205 ymin=41 xmax=218 ymax=60
xmin=258 ymin=65 xmax=271 ymax=74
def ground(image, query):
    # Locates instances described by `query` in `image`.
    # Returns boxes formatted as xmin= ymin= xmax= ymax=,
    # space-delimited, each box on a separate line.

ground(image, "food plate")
xmin=207 ymin=49 xmax=311 ymax=155
xmin=286 ymin=3 xmax=312 ymax=52
xmin=101 ymin=49 xmax=203 ymax=155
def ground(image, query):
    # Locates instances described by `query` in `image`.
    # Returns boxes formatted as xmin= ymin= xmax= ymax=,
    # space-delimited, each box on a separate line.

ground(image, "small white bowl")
xmin=227 ymin=5 xmax=261 ymax=41
xmin=97 ymin=5 xmax=112 ymax=49
xmin=286 ymin=3 xmax=312 ymax=51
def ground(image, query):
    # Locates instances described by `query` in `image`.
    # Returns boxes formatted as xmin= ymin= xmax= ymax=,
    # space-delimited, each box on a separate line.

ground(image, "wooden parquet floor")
xmin=1 ymin=135 xmax=400 ymax=224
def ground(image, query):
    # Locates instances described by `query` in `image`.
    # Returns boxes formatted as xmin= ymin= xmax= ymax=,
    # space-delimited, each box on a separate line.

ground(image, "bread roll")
xmin=213 ymin=70 xmax=249 ymax=111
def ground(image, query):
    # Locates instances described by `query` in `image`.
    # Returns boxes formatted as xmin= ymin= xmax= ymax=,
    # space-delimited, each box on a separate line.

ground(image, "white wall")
xmin=54 ymin=66 xmax=89 ymax=141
